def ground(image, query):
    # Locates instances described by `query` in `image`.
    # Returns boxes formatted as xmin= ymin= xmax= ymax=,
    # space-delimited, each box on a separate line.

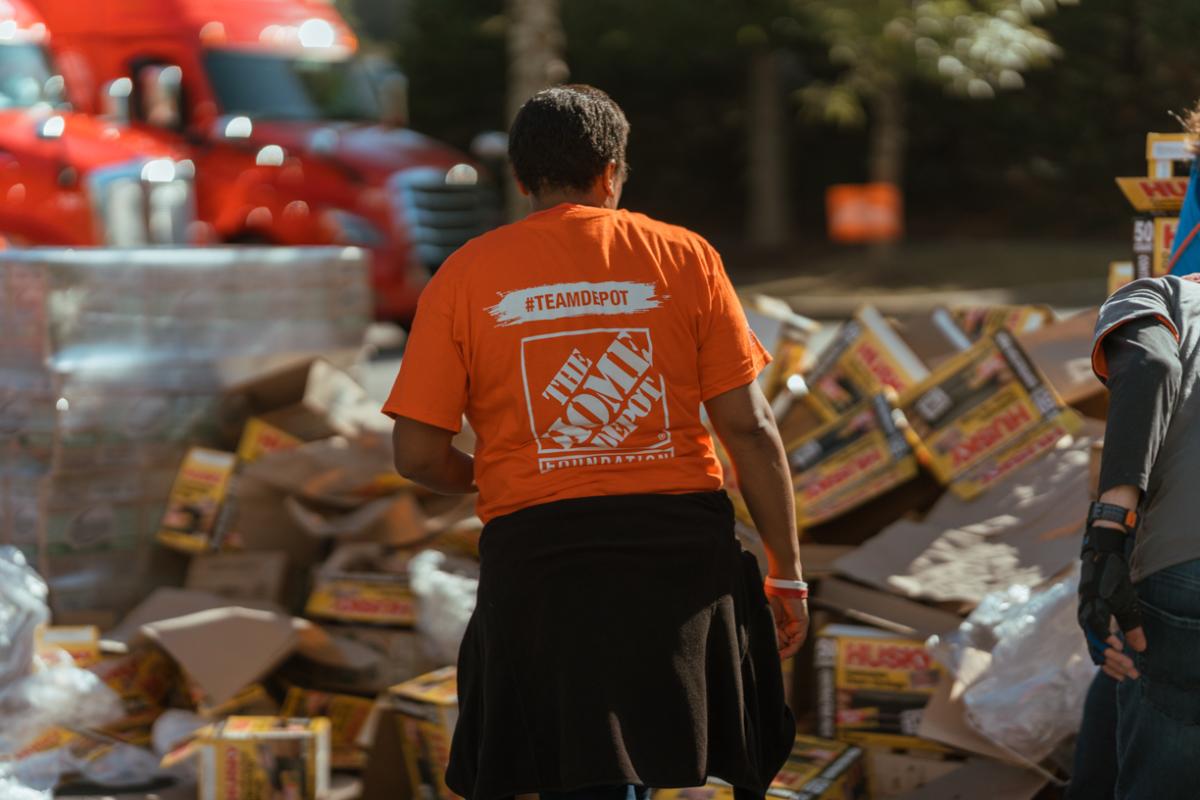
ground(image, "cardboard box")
xmin=1016 ymin=308 xmax=1106 ymax=420
xmin=282 ymin=687 xmax=374 ymax=770
xmin=749 ymin=294 xmax=821 ymax=403
xmin=786 ymin=393 xmax=920 ymax=527
xmin=227 ymin=358 xmax=373 ymax=442
xmin=863 ymin=747 xmax=964 ymax=799
xmin=811 ymin=578 xmax=962 ymax=642
xmin=186 ymin=551 xmax=289 ymax=605
xmin=1154 ymin=216 xmax=1179 ymax=277
xmin=899 ymin=330 xmax=1080 ymax=499
xmin=287 ymin=622 xmax=428 ymax=696
xmin=375 ymin=667 xmax=458 ymax=800
xmin=806 ymin=306 xmax=931 ymax=416
xmin=815 ymin=624 xmax=947 ymax=752
xmin=237 ymin=417 xmax=302 ymax=463
xmin=1108 ymin=261 xmax=1134 ymax=296
xmin=88 ymin=644 xmax=178 ymax=732
xmin=1132 ymin=215 xmax=1155 ymax=280
xmin=305 ymin=573 xmax=416 ymax=627
xmin=889 ymin=308 xmax=971 ymax=370
xmin=655 ymin=735 xmax=866 ymax=800
xmin=161 ymin=716 xmax=331 ymax=800
xmin=952 ymin=305 xmax=1055 ymax=340
xmin=142 ymin=606 xmax=300 ymax=708
xmin=771 ymin=375 xmax=837 ymax=444
xmin=156 ymin=447 xmax=238 ymax=554
xmin=35 ymin=625 xmax=101 ymax=667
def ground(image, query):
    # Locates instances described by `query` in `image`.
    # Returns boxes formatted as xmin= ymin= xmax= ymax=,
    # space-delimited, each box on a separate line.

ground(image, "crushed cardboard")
xmin=786 ymin=393 xmax=922 ymax=528
xmin=893 ymin=756 xmax=1047 ymax=800
xmin=898 ymin=330 xmax=1081 ymax=499
xmin=807 ymin=306 xmax=932 ymax=416
xmin=835 ymin=421 xmax=1102 ymax=605
xmin=185 ymin=551 xmax=288 ymax=605
xmin=811 ymin=577 xmax=961 ymax=640
xmin=1017 ymin=308 xmax=1105 ymax=419
xmin=141 ymin=607 xmax=299 ymax=708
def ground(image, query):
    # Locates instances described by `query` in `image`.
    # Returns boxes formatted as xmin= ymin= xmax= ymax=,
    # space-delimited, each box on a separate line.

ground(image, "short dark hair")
xmin=508 ymin=84 xmax=629 ymax=195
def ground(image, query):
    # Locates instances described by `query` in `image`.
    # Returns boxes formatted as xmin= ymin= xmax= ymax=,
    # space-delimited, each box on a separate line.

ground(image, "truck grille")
xmin=389 ymin=168 xmax=498 ymax=272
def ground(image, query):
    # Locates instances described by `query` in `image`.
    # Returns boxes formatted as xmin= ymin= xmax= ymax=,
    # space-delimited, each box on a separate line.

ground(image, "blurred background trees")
xmin=355 ymin=0 xmax=1200 ymax=257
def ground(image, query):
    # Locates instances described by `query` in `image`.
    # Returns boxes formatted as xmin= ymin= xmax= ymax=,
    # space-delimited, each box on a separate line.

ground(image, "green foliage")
xmin=795 ymin=0 xmax=1074 ymax=124
xmin=379 ymin=0 xmax=1200 ymax=240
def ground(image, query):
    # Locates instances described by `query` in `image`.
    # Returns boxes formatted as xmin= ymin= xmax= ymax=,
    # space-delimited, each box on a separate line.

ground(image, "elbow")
xmin=392 ymin=444 xmax=428 ymax=481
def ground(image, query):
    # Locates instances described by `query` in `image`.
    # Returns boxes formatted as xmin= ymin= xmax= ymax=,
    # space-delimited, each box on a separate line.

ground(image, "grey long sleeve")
xmin=1098 ymin=317 xmax=1183 ymax=495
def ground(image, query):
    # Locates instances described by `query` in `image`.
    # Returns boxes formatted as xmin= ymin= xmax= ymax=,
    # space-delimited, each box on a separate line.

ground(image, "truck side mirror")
xmin=377 ymin=71 xmax=408 ymax=128
xmin=101 ymin=78 xmax=133 ymax=124
xmin=135 ymin=64 xmax=184 ymax=130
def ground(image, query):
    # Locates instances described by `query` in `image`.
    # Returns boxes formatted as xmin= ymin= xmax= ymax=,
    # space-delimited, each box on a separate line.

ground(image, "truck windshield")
xmin=203 ymin=50 xmax=380 ymax=121
xmin=0 ymin=44 xmax=64 ymax=109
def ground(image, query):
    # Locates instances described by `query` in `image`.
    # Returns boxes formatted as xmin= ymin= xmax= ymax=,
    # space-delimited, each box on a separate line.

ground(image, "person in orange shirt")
xmin=385 ymin=84 xmax=807 ymax=800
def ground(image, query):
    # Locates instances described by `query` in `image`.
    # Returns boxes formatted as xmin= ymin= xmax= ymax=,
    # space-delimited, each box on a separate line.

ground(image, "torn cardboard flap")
xmin=834 ymin=422 xmax=1102 ymax=605
xmin=285 ymin=492 xmax=428 ymax=546
xmin=227 ymin=358 xmax=372 ymax=441
xmin=141 ymin=606 xmax=299 ymax=707
xmin=1017 ymin=308 xmax=1105 ymax=418
xmin=917 ymin=670 xmax=1054 ymax=782
xmin=894 ymin=757 xmax=1048 ymax=800
xmin=242 ymin=435 xmax=400 ymax=509
xmin=105 ymin=586 xmax=285 ymax=645
xmin=812 ymin=577 xmax=962 ymax=640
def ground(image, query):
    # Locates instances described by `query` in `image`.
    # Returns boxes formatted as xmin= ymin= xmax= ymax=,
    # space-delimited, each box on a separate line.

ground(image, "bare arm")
xmin=705 ymin=380 xmax=802 ymax=580
xmin=391 ymin=416 xmax=477 ymax=495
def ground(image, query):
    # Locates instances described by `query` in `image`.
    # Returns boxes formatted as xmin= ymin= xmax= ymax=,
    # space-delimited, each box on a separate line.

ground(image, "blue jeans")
xmin=1066 ymin=671 xmax=1119 ymax=799
xmin=1116 ymin=558 xmax=1200 ymax=799
xmin=542 ymin=787 xmax=649 ymax=800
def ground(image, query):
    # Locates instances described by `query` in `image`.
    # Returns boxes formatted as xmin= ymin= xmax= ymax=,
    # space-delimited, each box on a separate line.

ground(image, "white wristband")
xmin=764 ymin=576 xmax=808 ymax=591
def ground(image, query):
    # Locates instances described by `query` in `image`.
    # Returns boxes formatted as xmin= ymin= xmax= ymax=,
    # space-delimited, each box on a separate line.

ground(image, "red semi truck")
xmin=34 ymin=0 xmax=496 ymax=320
xmin=0 ymin=0 xmax=194 ymax=246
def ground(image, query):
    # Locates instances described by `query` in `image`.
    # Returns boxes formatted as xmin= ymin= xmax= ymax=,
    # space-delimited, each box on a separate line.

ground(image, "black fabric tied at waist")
xmin=446 ymin=490 xmax=795 ymax=800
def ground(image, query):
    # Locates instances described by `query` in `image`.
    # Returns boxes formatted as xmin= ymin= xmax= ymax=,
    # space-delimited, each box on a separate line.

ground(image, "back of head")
xmin=508 ymin=84 xmax=630 ymax=195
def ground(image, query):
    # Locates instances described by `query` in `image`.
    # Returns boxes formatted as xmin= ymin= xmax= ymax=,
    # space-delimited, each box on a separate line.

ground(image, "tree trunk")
xmin=868 ymin=78 xmax=905 ymax=187
xmin=746 ymin=46 xmax=791 ymax=249
xmin=505 ymin=0 xmax=567 ymax=220
xmin=867 ymin=77 xmax=905 ymax=256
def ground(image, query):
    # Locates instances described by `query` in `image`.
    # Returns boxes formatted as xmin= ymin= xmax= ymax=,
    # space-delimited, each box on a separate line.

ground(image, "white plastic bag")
xmin=408 ymin=549 xmax=479 ymax=666
xmin=927 ymin=566 xmax=1095 ymax=763
xmin=0 ymin=546 xmax=124 ymax=793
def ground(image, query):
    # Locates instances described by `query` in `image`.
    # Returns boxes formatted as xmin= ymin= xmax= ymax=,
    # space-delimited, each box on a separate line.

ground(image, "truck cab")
xmin=34 ymin=0 xmax=497 ymax=320
xmin=0 ymin=0 xmax=194 ymax=247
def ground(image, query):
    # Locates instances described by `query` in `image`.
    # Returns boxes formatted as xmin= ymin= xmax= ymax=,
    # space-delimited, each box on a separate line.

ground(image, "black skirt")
xmin=446 ymin=490 xmax=795 ymax=800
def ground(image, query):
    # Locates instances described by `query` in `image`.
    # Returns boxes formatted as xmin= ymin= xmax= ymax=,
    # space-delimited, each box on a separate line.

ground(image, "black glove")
xmin=1077 ymin=503 xmax=1142 ymax=666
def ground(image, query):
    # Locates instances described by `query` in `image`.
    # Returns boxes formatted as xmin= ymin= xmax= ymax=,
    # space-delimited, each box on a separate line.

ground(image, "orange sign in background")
xmin=826 ymin=183 xmax=903 ymax=243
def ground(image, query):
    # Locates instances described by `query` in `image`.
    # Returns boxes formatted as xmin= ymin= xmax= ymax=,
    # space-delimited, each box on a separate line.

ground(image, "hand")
xmin=1077 ymin=523 xmax=1145 ymax=673
xmin=767 ymin=594 xmax=809 ymax=659
xmin=1099 ymin=631 xmax=1147 ymax=682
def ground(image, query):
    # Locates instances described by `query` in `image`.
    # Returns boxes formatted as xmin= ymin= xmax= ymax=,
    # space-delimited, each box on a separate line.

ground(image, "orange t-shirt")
xmin=383 ymin=203 xmax=770 ymax=522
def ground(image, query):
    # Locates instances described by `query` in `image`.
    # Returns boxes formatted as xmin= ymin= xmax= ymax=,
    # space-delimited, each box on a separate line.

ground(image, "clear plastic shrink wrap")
xmin=927 ymin=566 xmax=1094 ymax=763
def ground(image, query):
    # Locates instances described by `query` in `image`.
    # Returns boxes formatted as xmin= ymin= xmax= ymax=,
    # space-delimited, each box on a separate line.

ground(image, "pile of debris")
xmin=718 ymin=295 xmax=1108 ymax=799
xmin=0 ymin=248 xmax=478 ymax=799
xmin=1 ymin=245 xmax=1111 ymax=800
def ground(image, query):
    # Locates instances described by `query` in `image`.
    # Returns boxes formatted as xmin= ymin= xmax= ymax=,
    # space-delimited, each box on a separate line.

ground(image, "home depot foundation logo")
xmin=521 ymin=327 xmax=674 ymax=474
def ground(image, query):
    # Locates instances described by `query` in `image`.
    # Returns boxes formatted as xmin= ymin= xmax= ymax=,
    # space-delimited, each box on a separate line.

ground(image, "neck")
xmin=530 ymin=189 xmax=609 ymax=213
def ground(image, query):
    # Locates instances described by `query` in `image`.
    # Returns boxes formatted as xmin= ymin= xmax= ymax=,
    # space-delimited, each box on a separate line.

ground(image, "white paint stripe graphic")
xmin=487 ymin=281 xmax=664 ymax=327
